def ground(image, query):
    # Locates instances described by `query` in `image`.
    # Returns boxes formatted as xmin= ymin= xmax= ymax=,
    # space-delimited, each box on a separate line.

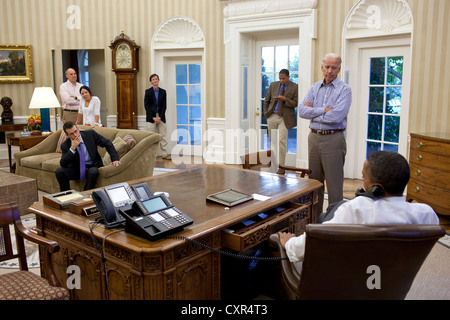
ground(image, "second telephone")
xmin=92 ymin=182 xmax=193 ymax=240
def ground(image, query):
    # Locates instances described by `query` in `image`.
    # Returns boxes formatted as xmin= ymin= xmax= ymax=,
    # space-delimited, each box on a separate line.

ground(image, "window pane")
xmin=275 ymin=46 xmax=288 ymax=72
xmin=288 ymin=128 xmax=297 ymax=154
xmin=176 ymin=86 xmax=188 ymax=104
xmin=369 ymin=87 xmax=384 ymax=113
xmin=367 ymin=142 xmax=381 ymax=158
xmin=261 ymin=101 xmax=267 ymax=125
xmin=387 ymin=56 xmax=403 ymax=85
xmin=370 ymin=57 xmax=385 ymax=85
xmin=289 ymin=46 xmax=299 ymax=71
xmin=176 ymin=65 xmax=187 ymax=84
xmin=368 ymin=114 xmax=382 ymax=141
xmin=261 ymin=74 xmax=274 ymax=98
xmin=190 ymin=106 xmax=201 ymax=125
xmin=243 ymin=67 xmax=248 ymax=119
xmin=384 ymin=115 xmax=400 ymax=143
xmin=190 ymin=126 xmax=202 ymax=146
xmin=260 ymin=127 xmax=270 ymax=150
xmin=189 ymin=85 xmax=201 ymax=104
xmin=386 ymin=87 xmax=402 ymax=114
xmin=177 ymin=106 xmax=189 ymax=125
xmin=177 ymin=126 xmax=189 ymax=145
xmin=262 ymin=47 xmax=274 ymax=72
xmin=383 ymin=144 xmax=399 ymax=152
xmin=290 ymin=73 xmax=299 ymax=84
xmin=189 ymin=64 xmax=201 ymax=84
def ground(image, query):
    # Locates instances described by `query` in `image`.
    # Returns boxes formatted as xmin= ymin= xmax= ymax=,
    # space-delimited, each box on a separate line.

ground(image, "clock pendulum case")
xmin=110 ymin=32 xmax=140 ymax=129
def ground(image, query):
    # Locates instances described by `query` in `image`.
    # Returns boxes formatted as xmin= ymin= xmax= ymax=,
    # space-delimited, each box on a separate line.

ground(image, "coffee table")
xmin=0 ymin=170 xmax=38 ymax=215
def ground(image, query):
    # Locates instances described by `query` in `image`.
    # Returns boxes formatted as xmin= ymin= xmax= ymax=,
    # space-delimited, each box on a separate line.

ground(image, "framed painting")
xmin=0 ymin=45 xmax=33 ymax=83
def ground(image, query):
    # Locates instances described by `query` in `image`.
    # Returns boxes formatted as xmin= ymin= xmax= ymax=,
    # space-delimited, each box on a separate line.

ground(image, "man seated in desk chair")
xmin=55 ymin=121 xmax=121 ymax=192
xmin=278 ymin=150 xmax=440 ymax=265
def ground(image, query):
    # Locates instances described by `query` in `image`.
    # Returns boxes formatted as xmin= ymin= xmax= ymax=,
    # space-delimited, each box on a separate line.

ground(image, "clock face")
xmin=115 ymin=43 xmax=132 ymax=69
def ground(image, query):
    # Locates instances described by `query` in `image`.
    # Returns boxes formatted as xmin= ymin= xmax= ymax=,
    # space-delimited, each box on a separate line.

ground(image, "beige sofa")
xmin=14 ymin=126 xmax=162 ymax=194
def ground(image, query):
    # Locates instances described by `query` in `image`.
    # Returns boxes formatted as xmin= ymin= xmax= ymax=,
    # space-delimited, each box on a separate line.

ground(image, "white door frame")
xmin=344 ymin=36 xmax=412 ymax=178
xmin=223 ymin=7 xmax=316 ymax=166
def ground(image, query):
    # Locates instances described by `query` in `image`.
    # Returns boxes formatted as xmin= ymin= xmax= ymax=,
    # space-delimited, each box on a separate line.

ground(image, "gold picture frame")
xmin=0 ymin=45 xmax=33 ymax=83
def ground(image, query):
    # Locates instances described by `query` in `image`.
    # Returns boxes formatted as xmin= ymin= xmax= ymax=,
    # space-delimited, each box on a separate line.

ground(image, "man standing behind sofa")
xmin=144 ymin=74 xmax=171 ymax=160
xmin=59 ymin=68 xmax=83 ymax=123
xmin=55 ymin=122 xmax=120 ymax=191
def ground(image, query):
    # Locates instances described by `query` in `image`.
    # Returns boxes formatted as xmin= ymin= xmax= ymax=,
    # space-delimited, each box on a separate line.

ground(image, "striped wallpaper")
xmin=0 ymin=0 xmax=449 ymax=135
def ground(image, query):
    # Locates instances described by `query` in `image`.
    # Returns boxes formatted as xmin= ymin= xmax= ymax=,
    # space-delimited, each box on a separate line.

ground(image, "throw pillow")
xmin=103 ymin=136 xmax=128 ymax=165
xmin=123 ymin=134 xmax=137 ymax=152
xmin=55 ymin=130 xmax=68 ymax=153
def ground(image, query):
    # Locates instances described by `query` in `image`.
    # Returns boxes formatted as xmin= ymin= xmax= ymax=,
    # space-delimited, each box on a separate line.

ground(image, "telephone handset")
xmin=91 ymin=182 xmax=137 ymax=229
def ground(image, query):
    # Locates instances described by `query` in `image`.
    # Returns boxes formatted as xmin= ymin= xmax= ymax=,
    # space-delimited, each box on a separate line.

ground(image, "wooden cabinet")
xmin=407 ymin=133 xmax=450 ymax=216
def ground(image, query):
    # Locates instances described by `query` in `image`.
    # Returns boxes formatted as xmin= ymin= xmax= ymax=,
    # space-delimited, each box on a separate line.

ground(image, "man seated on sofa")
xmin=278 ymin=150 xmax=439 ymax=264
xmin=55 ymin=121 xmax=121 ymax=192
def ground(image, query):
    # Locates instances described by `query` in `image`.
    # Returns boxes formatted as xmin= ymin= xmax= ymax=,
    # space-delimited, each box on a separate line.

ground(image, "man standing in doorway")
xmin=263 ymin=69 xmax=298 ymax=173
xmin=59 ymin=68 xmax=83 ymax=123
xmin=144 ymin=74 xmax=170 ymax=160
xmin=298 ymin=53 xmax=352 ymax=214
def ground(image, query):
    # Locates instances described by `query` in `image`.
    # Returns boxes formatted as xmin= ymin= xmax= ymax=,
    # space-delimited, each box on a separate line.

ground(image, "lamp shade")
xmin=29 ymin=87 xmax=61 ymax=109
xmin=29 ymin=87 xmax=61 ymax=132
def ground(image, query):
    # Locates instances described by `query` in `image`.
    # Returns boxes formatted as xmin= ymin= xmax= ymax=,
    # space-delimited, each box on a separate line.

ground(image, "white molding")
xmin=345 ymin=0 xmax=413 ymax=39
xmin=223 ymin=2 xmax=316 ymax=164
xmin=153 ymin=16 xmax=205 ymax=50
xmin=222 ymin=0 xmax=317 ymax=18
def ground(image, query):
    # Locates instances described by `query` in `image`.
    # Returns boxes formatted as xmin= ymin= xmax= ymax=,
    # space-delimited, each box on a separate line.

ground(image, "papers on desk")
xmin=252 ymin=193 xmax=270 ymax=201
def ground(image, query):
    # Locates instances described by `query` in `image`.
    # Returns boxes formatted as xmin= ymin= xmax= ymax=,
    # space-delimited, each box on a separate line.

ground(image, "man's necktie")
xmin=277 ymin=85 xmax=285 ymax=116
xmin=78 ymin=143 xmax=86 ymax=182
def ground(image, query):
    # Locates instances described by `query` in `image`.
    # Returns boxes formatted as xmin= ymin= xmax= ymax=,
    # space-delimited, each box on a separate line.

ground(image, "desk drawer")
xmin=221 ymin=202 xmax=309 ymax=252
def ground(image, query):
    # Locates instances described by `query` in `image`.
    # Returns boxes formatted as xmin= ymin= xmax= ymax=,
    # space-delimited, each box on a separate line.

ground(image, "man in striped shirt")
xmin=298 ymin=53 xmax=352 ymax=214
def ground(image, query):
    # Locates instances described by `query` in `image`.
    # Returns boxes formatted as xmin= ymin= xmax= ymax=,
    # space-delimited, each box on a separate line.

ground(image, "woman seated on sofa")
xmin=76 ymin=86 xmax=102 ymax=127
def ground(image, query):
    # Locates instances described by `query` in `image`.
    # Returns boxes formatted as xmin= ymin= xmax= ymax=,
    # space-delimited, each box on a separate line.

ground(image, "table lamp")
xmin=29 ymin=87 xmax=61 ymax=132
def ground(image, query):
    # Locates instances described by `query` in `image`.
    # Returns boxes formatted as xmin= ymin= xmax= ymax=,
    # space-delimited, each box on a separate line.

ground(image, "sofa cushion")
xmin=103 ymin=136 xmax=128 ymax=165
xmin=41 ymin=157 xmax=63 ymax=172
xmin=21 ymin=153 xmax=61 ymax=170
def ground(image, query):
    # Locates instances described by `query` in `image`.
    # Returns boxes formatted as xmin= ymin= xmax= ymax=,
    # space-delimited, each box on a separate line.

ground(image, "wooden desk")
xmin=7 ymin=132 xmax=51 ymax=173
xmin=29 ymin=165 xmax=321 ymax=300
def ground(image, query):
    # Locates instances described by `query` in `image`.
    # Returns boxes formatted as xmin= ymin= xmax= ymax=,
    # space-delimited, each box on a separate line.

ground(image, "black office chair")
xmin=269 ymin=224 xmax=445 ymax=300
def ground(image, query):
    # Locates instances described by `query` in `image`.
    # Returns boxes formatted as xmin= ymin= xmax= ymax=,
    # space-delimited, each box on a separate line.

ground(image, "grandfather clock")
xmin=110 ymin=32 xmax=140 ymax=129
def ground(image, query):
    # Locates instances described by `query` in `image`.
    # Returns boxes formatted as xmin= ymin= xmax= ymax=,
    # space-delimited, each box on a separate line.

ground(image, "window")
xmin=260 ymin=45 xmax=299 ymax=151
xmin=176 ymin=64 xmax=202 ymax=146
xmin=77 ymin=50 xmax=89 ymax=87
xmin=366 ymin=56 xmax=403 ymax=157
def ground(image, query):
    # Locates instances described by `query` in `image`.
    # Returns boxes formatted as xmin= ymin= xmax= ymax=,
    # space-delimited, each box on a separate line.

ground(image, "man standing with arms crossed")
xmin=298 ymin=53 xmax=352 ymax=214
xmin=59 ymin=68 xmax=83 ymax=123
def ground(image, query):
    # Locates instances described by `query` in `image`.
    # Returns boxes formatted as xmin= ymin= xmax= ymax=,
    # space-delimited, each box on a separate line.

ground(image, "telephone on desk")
xmin=91 ymin=182 xmax=193 ymax=240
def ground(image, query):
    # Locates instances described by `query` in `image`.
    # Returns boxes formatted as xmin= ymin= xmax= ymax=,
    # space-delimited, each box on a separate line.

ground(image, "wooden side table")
xmin=0 ymin=123 xmax=27 ymax=143
xmin=7 ymin=132 xmax=52 ymax=173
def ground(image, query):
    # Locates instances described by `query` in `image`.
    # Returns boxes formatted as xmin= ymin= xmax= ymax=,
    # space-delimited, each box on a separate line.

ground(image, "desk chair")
xmin=269 ymin=224 xmax=445 ymax=300
xmin=0 ymin=202 xmax=69 ymax=300
xmin=241 ymin=150 xmax=311 ymax=177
